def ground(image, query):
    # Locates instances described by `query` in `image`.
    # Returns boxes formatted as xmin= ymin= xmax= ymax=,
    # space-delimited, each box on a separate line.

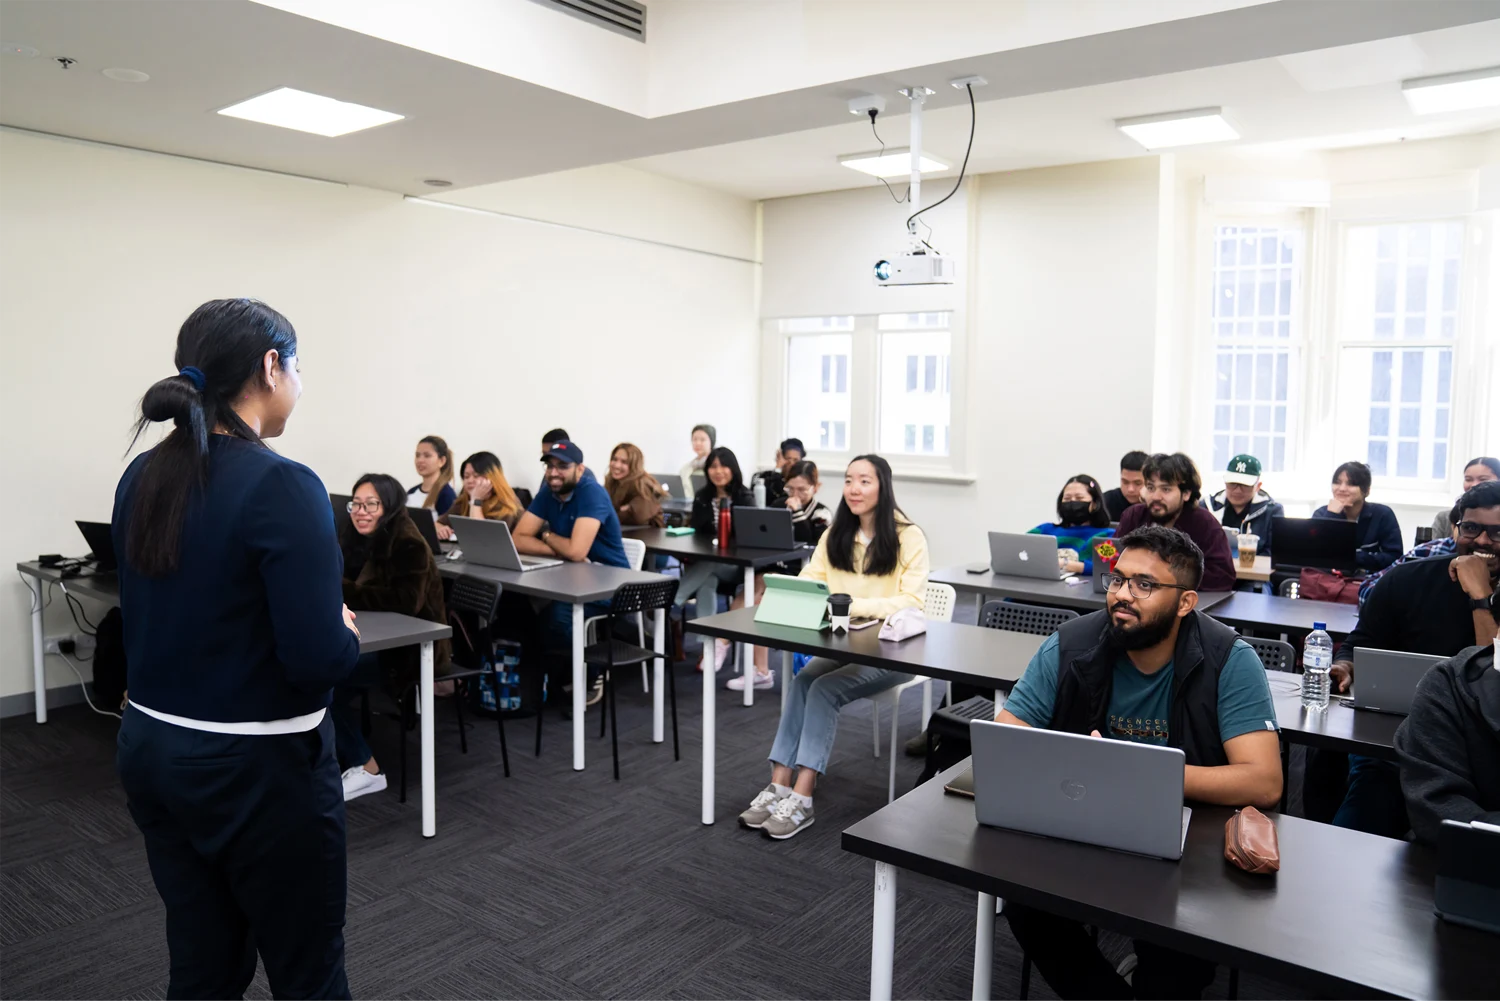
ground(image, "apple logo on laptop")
xmin=1018 ymin=550 xmax=1029 ymax=562
xmin=1060 ymin=779 xmax=1086 ymax=801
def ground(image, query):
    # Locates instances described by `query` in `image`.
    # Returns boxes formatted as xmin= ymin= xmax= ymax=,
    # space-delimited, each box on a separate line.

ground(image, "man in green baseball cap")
xmin=1206 ymin=453 xmax=1282 ymax=555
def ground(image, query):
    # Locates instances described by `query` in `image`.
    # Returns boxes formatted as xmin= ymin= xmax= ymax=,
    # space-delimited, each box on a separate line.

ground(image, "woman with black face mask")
xmin=1028 ymin=474 xmax=1115 ymax=575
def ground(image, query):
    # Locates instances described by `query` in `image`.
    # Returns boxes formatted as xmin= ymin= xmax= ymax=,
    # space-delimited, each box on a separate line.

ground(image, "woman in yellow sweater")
xmin=741 ymin=454 xmax=929 ymax=840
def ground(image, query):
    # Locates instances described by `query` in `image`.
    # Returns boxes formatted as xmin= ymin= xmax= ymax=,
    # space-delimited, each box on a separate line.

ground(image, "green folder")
xmin=755 ymin=574 xmax=830 ymax=630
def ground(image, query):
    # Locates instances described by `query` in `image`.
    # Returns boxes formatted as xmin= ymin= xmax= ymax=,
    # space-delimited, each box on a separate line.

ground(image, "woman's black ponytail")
xmin=125 ymin=299 xmax=297 ymax=577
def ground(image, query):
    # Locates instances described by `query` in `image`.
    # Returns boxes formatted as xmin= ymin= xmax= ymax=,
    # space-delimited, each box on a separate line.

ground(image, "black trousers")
xmin=116 ymin=706 xmax=351 ymax=1000
xmin=1007 ymin=903 xmax=1217 ymax=1000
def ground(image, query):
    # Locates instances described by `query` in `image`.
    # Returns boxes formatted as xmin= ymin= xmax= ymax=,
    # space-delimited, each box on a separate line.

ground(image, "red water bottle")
xmin=717 ymin=498 xmax=732 ymax=549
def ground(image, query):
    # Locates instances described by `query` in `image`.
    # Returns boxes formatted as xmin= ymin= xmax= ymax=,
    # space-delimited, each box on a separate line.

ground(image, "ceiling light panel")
xmin=217 ymin=87 xmax=404 ymax=137
xmin=1403 ymin=66 xmax=1500 ymax=114
xmin=1115 ymin=107 xmax=1239 ymax=150
xmin=838 ymin=148 xmax=949 ymax=178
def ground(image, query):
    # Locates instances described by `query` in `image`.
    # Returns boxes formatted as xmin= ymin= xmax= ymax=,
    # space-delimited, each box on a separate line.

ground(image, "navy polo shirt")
xmin=528 ymin=472 xmax=628 ymax=568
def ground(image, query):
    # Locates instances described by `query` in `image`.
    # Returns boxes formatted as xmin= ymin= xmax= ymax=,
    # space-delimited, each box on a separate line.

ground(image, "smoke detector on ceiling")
xmin=422 ymin=179 xmax=453 ymax=187
xmin=103 ymin=68 xmax=150 ymax=83
xmin=1 ymin=43 xmax=39 ymax=58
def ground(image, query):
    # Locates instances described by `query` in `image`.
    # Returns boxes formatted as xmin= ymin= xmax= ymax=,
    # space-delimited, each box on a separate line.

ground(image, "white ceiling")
xmin=626 ymin=20 xmax=1500 ymax=200
xmin=0 ymin=0 xmax=1496 ymax=196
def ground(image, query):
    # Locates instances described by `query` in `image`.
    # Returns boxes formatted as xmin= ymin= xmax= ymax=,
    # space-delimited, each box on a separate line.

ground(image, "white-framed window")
xmin=1333 ymin=221 xmax=1463 ymax=484
xmin=1208 ymin=223 xmax=1303 ymax=474
xmin=772 ymin=310 xmax=965 ymax=476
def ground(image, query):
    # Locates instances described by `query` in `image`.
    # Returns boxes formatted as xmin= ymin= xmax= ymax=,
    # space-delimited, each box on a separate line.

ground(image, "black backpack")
xmin=92 ymin=607 xmax=127 ymax=716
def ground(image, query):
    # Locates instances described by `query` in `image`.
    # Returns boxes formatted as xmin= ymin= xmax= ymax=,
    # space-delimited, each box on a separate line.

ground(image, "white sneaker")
xmin=727 ymin=670 xmax=775 ymax=691
xmin=341 ymin=766 xmax=387 ymax=802
xmin=714 ymin=638 xmax=732 ymax=671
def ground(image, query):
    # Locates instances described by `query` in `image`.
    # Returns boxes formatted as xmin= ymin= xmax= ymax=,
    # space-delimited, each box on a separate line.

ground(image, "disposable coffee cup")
xmin=1237 ymin=535 xmax=1258 ymax=568
xmin=828 ymin=593 xmax=853 ymax=633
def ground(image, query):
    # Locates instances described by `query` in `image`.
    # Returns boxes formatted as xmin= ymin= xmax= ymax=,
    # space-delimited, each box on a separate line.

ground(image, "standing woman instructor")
xmin=113 ymin=299 xmax=362 ymax=999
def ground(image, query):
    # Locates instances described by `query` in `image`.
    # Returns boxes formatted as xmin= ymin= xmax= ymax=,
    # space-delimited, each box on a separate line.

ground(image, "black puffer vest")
xmin=1046 ymin=609 xmax=1242 ymax=767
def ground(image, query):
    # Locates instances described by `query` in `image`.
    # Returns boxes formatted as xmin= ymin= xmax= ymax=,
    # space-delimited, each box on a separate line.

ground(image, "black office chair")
xmin=1414 ymin=525 xmax=1433 ymax=545
xmin=1241 ymin=635 xmax=1297 ymax=673
xmin=978 ymin=599 xmax=1080 ymax=636
xmin=588 ymin=579 xmax=680 ymax=781
xmin=514 ymin=487 xmax=534 ymax=509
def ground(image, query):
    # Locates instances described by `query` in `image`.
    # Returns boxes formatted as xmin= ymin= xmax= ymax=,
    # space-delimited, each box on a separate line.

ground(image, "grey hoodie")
xmin=1394 ymin=644 xmax=1500 ymax=846
xmin=1205 ymin=488 xmax=1283 ymax=555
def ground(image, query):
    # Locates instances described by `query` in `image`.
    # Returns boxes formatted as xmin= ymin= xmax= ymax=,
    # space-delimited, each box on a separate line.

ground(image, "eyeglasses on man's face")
xmin=1456 ymin=520 xmax=1500 ymax=541
xmin=1100 ymin=573 xmax=1192 ymax=598
xmin=347 ymin=500 xmax=383 ymax=513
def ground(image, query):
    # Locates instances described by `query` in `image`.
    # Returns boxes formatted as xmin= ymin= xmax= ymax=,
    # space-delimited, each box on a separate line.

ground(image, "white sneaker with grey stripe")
xmin=761 ymin=795 xmax=814 ymax=839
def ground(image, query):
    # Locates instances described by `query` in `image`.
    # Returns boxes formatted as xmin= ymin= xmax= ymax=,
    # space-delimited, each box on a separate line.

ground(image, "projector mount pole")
xmin=899 ymin=86 xmax=934 ymax=254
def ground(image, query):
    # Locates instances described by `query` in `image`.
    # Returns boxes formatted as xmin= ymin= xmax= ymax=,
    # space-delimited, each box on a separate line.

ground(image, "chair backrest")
xmin=514 ymin=487 xmax=534 ymax=509
xmin=979 ymin=599 xmax=1078 ymax=636
xmin=923 ymin=582 xmax=956 ymax=623
xmin=1241 ymin=635 xmax=1297 ymax=673
xmin=448 ymin=574 xmax=501 ymax=619
xmin=621 ymin=537 xmax=647 ymax=572
xmin=1278 ymin=578 xmax=1300 ymax=598
xmin=608 ymin=578 xmax=678 ymax=618
xmin=1414 ymin=525 xmax=1433 ymax=545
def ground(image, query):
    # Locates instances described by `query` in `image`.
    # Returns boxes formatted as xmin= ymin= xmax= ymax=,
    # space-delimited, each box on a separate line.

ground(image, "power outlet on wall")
xmin=43 ymin=633 xmax=97 ymax=656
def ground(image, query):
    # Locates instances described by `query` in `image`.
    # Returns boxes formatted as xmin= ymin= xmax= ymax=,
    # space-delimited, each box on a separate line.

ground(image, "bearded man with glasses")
xmin=1318 ymin=479 xmax=1500 ymax=841
xmin=996 ymin=524 xmax=1281 ymax=1001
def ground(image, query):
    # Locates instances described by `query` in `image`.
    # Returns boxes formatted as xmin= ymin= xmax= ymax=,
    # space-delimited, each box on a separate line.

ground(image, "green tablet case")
xmin=755 ymin=574 xmax=830 ymax=630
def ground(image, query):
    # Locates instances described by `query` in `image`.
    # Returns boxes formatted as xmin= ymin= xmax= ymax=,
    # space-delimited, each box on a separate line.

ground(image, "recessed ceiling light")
xmin=1402 ymin=66 xmax=1500 ymax=115
xmin=217 ymin=87 xmax=403 ymax=137
xmin=838 ymin=148 xmax=949 ymax=179
xmin=102 ymin=68 xmax=149 ymax=83
xmin=422 ymin=178 xmax=453 ymax=187
xmin=1 ymin=42 xmax=38 ymax=58
xmin=1115 ymin=107 xmax=1239 ymax=150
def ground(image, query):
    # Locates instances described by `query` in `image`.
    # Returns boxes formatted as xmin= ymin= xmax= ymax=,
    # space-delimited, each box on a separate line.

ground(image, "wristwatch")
xmin=1468 ymin=592 xmax=1499 ymax=619
xmin=540 ymin=529 xmax=551 ymax=546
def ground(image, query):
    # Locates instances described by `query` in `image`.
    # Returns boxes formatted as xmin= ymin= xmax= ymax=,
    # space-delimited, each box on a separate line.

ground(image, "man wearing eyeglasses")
xmin=998 ymin=525 xmax=1280 ymax=1000
xmin=1321 ymin=480 xmax=1500 ymax=840
xmin=1113 ymin=452 xmax=1238 ymax=591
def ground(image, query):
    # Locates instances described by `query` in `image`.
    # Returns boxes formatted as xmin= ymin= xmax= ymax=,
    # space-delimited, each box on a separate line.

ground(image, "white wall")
xmin=0 ymin=130 xmax=760 ymax=706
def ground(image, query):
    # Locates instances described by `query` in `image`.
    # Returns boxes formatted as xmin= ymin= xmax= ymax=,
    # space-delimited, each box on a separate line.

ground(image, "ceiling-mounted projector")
xmin=873 ymin=251 xmax=956 ymax=286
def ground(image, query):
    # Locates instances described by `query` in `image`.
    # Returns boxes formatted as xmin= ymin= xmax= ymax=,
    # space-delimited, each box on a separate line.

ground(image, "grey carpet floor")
xmin=1 ymin=634 xmax=1307 ymax=999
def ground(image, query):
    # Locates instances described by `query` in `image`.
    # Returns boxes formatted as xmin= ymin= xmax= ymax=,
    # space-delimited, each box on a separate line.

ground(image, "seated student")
xmin=436 ymin=451 xmax=523 ymax=540
xmin=1206 ymin=453 xmax=1281 ymax=556
xmin=513 ymin=440 xmax=629 ymax=649
xmin=1322 ymin=480 xmax=1500 ymax=839
xmin=678 ymin=423 xmax=716 ymax=485
xmin=1028 ymin=474 xmax=1114 ymax=575
xmin=334 ymin=474 xmax=451 ymax=801
xmin=1358 ymin=499 xmax=1458 ymax=608
xmin=1432 ymin=457 xmax=1500 ymax=538
xmin=998 ymin=525 xmax=1280 ymax=1000
xmin=407 ymin=435 xmax=457 ymax=515
xmin=1115 ymin=453 xmax=1237 ymax=591
xmin=1395 ymin=642 xmax=1500 ymax=847
xmin=1312 ymin=460 xmax=1403 ymax=572
xmin=728 ymin=459 xmax=835 ymax=691
xmin=738 ymin=455 xmax=929 ymax=840
xmin=605 ymin=442 xmax=665 ymax=528
xmin=678 ymin=446 xmax=754 ymax=671
xmin=1102 ymin=450 xmax=1147 ymax=522
xmin=752 ymin=438 xmax=805 ymax=508
xmin=537 ymin=427 xmax=595 ymax=496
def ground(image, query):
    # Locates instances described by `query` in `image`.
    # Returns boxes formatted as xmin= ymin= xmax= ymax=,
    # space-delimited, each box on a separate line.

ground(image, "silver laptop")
xmin=970 ymin=719 xmax=1191 ymax=860
xmin=452 ymin=517 xmax=562 ymax=572
xmin=988 ymin=531 xmax=1066 ymax=581
xmin=654 ymin=474 xmax=686 ymax=499
xmin=734 ymin=507 xmax=799 ymax=550
xmin=1351 ymin=648 xmax=1445 ymax=715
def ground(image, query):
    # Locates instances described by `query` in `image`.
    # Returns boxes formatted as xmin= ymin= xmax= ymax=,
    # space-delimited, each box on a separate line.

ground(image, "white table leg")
xmin=29 ymin=576 xmax=46 ymax=724
xmin=870 ymin=861 xmax=897 ymax=1001
xmin=420 ymin=641 xmax=436 ymax=838
xmin=701 ymin=639 xmax=715 ymax=824
xmin=780 ymin=648 xmax=792 ymax=716
xmin=742 ymin=565 xmax=755 ymax=707
xmin=921 ymin=679 xmax=933 ymax=729
xmin=972 ymin=892 xmax=995 ymax=1000
xmin=572 ymin=602 xmax=585 ymax=771
xmin=652 ymin=607 xmax=665 ymax=743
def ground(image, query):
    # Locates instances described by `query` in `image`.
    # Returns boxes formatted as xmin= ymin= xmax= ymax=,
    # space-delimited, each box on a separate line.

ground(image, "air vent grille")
xmin=528 ymin=0 xmax=646 ymax=41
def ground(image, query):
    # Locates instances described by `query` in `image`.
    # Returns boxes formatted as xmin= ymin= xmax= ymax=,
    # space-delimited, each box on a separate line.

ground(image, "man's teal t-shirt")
xmin=1005 ymin=632 xmax=1279 ymax=745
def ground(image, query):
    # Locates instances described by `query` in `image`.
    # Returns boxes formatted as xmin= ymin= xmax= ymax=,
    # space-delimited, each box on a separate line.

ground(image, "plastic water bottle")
xmin=1301 ymin=621 xmax=1333 ymax=711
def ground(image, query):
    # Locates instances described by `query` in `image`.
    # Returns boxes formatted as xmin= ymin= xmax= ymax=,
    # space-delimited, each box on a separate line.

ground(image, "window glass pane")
xmin=1213 ymin=434 xmax=1230 ymax=470
xmin=1337 ymin=346 xmax=1450 ymax=483
xmin=1400 ymin=351 xmax=1424 ymax=402
xmin=1437 ymin=351 xmax=1451 ymax=404
xmin=834 ymin=422 xmax=847 ymax=450
xmin=1397 ymin=441 xmax=1418 ymax=477
xmin=879 ymin=326 xmax=951 ymax=455
xmin=1370 ymin=352 xmax=1392 ymax=402
xmin=1341 ymin=222 xmax=1463 ymax=342
xmin=1272 ymin=437 xmax=1286 ymax=470
xmin=1253 ymin=404 xmax=1271 ymax=433
xmin=787 ymin=334 xmax=851 ymax=453
xmin=1369 ymin=407 xmax=1389 ymax=437
xmin=1368 ymin=440 xmax=1388 ymax=476
xmin=1433 ymin=442 xmax=1447 ymax=481
xmin=1398 ymin=407 xmax=1421 ymax=437
xmin=1434 ymin=407 xmax=1449 ymax=440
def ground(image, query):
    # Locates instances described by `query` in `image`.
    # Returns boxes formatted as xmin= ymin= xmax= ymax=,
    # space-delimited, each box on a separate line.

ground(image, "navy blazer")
xmin=1311 ymin=501 xmax=1404 ymax=571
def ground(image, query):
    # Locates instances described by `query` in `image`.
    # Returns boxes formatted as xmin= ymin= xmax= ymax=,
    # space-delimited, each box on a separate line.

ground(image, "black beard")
xmin=1147 ymin=508 xmax=1178 ymax=525
xmin=1107 ymin=607 xmax=1178 ymax=650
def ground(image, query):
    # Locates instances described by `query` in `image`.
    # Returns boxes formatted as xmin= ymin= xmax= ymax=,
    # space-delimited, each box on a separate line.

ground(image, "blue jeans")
xmin=331 ymin=653 xmax=382 ymax=772
xmin=1332 ymin=754 xmax=1410 ymax=839
xmin=768 ymin=657 xmax=911 ymax=775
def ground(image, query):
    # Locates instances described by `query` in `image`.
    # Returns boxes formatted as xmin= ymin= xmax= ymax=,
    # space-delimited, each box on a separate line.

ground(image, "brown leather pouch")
xmin=1224 ymin=806 xmax=1280 ymax=874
